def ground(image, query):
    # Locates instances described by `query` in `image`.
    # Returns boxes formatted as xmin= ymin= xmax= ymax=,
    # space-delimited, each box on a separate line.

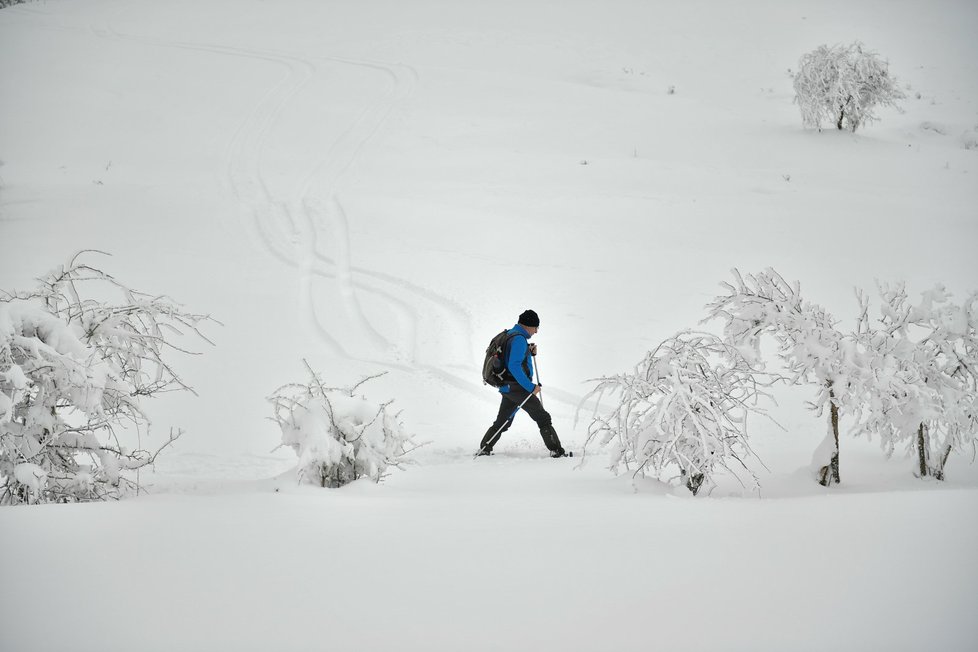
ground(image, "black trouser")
xmin=480 ymin=386 xmax=563 ymax=454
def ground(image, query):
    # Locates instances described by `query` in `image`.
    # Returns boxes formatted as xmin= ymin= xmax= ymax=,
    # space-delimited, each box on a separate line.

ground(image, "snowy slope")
xmin=1 ymin=0 xmax=977 ymax=650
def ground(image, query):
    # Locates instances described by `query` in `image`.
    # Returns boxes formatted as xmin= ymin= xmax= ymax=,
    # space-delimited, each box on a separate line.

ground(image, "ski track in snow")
xmin=88 ymin=13 xmax=488 ymax=399
xmin=7 ymin=2 xmax=582 ymax=412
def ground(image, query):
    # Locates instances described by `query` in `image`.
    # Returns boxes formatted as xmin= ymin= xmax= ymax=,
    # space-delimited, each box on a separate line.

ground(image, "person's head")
xmin=518 ymin=309 xmax=540 ymax=336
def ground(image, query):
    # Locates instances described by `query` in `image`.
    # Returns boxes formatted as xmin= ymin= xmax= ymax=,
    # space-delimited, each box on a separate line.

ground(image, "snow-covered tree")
xmin=793 ymin=41 xmax=905 ymax=132
xmin=705 ymin=268 xmax=867 ymax=486
xmin=580 ymin=331 xmax=774 ymax=495
xmin=269 ymin=363 xmax=419 ymax=488
xmin=853 ymin=283 xmax=977 ymax=479
xmin=0 ymin=251 xmax=214 ymax=504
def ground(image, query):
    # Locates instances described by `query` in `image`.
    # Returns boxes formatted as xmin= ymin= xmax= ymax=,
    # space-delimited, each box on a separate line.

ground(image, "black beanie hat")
xmin=518 ymin=309 xmax=540 ymax=327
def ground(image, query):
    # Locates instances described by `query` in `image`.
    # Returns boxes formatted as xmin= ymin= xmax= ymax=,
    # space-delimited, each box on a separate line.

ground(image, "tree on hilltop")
xmin=793 ymin=42 xmax=905 ymax=132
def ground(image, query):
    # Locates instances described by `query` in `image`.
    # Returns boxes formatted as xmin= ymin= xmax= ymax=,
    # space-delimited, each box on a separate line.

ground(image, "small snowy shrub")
xmin=0 ymin=251 xmax=214 ymax=504
xmin=793 ymin=42 xmax=905 ymax=132
xmin=269 ymin=364 xmax=417 ymax=488
xmin=580 ymin=331 xmax=774 ymax=495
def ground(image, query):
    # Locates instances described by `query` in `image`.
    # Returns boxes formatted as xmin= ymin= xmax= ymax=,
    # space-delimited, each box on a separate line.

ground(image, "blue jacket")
xmin=500 ymin=324 xmax=535 ymax=393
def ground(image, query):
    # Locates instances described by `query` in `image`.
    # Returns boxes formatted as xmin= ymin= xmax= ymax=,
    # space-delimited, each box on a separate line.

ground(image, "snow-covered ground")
xmin=1 ymin=0 xmax=977 ymax=650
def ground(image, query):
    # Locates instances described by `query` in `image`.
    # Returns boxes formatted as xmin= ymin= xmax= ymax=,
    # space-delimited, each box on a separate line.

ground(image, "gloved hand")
xmin=529 ymin=343 xmax=538 ymax=356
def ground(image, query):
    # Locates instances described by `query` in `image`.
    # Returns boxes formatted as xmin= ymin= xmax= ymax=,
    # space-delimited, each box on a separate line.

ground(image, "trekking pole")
xmin=474 ymin=391 xmax=535 ymax=459
xmin=533 ymin=351 xmax=543 ymax=407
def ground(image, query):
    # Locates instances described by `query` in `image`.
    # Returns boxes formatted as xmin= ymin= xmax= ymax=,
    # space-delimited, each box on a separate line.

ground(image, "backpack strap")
xmin=498 ymin=332 xmax=520 ymax=380
xmin=503 ymin=332 xmax=534 ymax=389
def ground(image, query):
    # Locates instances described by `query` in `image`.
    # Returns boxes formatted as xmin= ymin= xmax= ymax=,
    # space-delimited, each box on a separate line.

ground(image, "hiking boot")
xmin=540 ymin=426 xmax=565 ymax=455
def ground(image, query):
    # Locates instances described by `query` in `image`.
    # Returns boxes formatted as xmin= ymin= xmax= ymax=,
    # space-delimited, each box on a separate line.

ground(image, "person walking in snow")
xmin=477 ymin=310 xmax=567 ymax=458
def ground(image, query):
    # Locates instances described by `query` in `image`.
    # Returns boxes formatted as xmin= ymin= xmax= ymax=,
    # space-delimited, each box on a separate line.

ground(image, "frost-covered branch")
xmin=579 ymin=331 xmax=778 ymax=495
xmin=704 ymin=268 xmax=868 ymax=486
xmin=705 ymin=269 xmax=977 ymax=484
xmin=0 ymin=251 xmax=214 ymax=504
xmin=852 ymin=283 xmax=977 ymax=479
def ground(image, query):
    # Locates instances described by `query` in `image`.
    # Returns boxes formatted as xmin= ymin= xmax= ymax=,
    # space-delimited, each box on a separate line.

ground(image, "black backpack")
xmin=482 ymin=330 xmax=519 ymax=387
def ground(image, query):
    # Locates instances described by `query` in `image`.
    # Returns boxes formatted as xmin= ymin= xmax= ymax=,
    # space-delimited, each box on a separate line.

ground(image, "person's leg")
xmin=514 ymin=390 xmax=566 ymax=456
xmin=479 ymin=395 xmax=519 ymax=454
xmin=539 ymin=425 xmax=565 ymax=456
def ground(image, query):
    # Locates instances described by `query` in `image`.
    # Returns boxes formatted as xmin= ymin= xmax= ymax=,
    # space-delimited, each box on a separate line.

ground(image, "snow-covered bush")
xmin=269 ymin=364 xmax=418 ymax=488
xmin=793 ymin=42 xmax=905 ymax=132
xmin=704 ymin=269 xmax=976 ymax=485
xmin=0 ymin=251 xmax=214 ymax=504
xmin=853 ymin=283 xmax=977 ymax=479
xmin=580 ymin=331 xmax=774 ymax=495
xmin=705 ymin=268 xmax=867 ymax=486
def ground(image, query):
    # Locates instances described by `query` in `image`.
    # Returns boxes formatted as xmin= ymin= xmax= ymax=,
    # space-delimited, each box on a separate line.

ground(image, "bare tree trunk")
xmin=934 ymin=443 xmax=952 ymax=481
xmin=829 ymin=395 xmax=841 ymax=483
xmin=683 ymin=470 xmax=705 ymax=496
xmin=916 ymin=424 xmax=951 ymax=481
xmin=818 ymin=383 xmax=842 ymax=486
xmin=916 ymin=423 xmax=929 ymax=478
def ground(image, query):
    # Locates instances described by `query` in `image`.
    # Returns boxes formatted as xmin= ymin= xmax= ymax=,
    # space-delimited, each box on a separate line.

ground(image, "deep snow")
xmin=1 ymin=0 xmax=977 ymax=650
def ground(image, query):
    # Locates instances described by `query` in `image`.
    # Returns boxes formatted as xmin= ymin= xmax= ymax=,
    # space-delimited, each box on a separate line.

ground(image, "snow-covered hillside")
xmin=1 ymin=0 xmax=976 ymax=650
